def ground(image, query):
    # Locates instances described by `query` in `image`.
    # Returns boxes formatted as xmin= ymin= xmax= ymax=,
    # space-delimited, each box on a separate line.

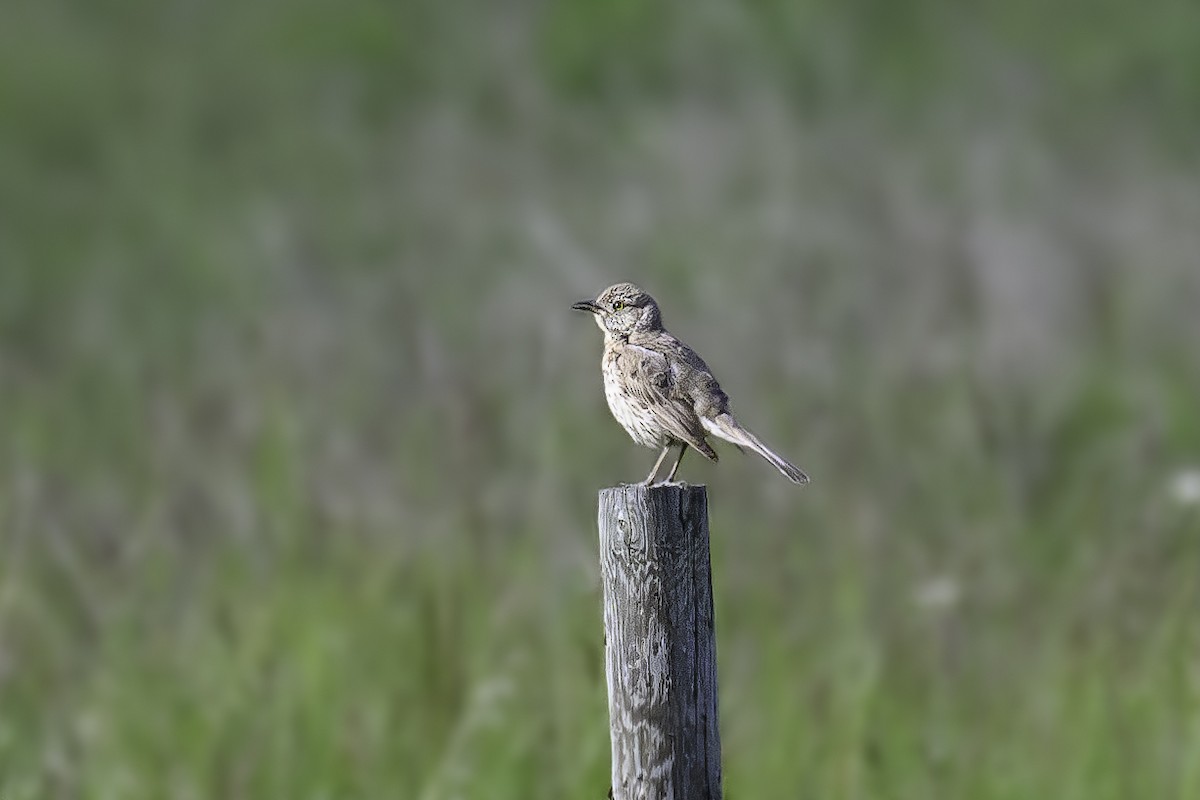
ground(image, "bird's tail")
xmin=703 ymin=413 xmax=810 ymax=485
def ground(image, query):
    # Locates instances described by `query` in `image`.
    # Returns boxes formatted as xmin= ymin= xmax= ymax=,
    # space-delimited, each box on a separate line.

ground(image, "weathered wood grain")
xmin=598 ymin=484 xmax=722 ymax=800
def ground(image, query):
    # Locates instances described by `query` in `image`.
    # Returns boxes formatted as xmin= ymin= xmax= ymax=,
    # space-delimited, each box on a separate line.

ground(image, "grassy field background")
xmin=3 ymin=0 xmax=1200 ymax=797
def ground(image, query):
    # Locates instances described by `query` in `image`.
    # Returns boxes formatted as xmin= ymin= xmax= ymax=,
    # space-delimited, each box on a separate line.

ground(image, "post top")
xmin=601 ymin=482 xmax=707 ymax=489
xmin=598 ymin=482 xmax=708 ymax=499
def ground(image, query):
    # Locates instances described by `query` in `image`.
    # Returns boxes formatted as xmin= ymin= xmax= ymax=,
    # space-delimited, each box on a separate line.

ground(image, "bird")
xmin=572 ymin=282 xmax=809 ymax=486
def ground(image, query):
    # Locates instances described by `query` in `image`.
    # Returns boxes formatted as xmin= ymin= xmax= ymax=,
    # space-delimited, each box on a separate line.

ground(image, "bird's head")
xmin=571 ymin=282 xmax=663 ymax=337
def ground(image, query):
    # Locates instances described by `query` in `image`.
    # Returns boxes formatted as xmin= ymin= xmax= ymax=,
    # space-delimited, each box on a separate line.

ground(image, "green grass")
xmin=2 ymin=0 xmax=1200 ymax=797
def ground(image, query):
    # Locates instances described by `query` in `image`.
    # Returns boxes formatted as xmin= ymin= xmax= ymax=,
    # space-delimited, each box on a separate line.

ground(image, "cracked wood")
xmin=598 ymin=484 xmax=722 ymax=800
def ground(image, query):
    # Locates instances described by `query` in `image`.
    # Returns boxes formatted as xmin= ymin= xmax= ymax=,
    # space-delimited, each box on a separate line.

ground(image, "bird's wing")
xmin=656 ymin=334 xmax=731 ymax=419
xmin=619 ymin=343 xmax=718 ymax=460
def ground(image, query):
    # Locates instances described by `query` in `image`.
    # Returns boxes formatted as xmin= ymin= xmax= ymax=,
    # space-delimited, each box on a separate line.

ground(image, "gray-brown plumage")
xmin=572 ymin=282 xmax=810 ymax=486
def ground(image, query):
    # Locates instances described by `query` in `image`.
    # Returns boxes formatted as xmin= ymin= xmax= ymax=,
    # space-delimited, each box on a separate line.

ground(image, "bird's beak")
xmin=571 ymin=299 xmax=601 ymax=314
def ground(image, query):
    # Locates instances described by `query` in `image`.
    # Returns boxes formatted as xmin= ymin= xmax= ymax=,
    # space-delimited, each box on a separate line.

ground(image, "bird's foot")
xmin=637 ymin=478 xmax=691 ymax=488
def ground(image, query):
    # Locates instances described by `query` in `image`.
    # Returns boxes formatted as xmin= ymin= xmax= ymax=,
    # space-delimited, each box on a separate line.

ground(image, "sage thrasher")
xmin=572 ymin=282 xmax=809 ymax=486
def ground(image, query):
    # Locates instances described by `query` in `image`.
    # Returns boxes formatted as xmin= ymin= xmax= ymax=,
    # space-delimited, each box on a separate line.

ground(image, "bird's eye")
xmin=613 ymin=301 xmax=625 ymax=310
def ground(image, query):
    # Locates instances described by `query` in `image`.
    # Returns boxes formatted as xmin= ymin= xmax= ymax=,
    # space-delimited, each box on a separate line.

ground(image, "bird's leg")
xmin=664 ymin=443 xmax=688 ymax=483
xmin=642 ymin=445 xmax=672 ymax=486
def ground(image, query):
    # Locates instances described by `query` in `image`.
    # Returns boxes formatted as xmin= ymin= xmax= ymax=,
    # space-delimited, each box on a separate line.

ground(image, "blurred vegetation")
xmin=2 ymin=0 xmax=1199 ymax=797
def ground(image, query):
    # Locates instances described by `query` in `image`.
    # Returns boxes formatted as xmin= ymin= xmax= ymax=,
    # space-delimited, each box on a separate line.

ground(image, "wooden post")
xmin=598 ymin=484 xmax=722 ymax=800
